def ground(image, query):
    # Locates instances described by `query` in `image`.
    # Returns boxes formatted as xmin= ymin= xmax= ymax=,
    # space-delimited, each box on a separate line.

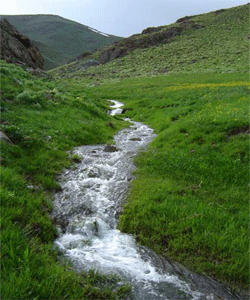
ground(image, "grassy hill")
xmin=52 ymin=3 xmax=249 ymax=81
xmin=0 ymin=14 xmax=122 ymax=70
xmin=1 ymin=3 xmax=249 ymax=299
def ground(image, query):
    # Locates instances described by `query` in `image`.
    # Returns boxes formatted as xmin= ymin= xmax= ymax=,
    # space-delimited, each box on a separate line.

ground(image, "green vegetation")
xmin=0 ymin=60 xmax=130 ymax=299
xmin=58 ymin=4 xmax=248 ymax=291
xmin=0 ymin=15 xmax=122 ymax=70
xmin=90 ymin=72 xmax=249 ymax=290
xmin=52 ymin=3 xmax=249 ymax=82
xmin=1 ymin=3 xmax=249 ymax=298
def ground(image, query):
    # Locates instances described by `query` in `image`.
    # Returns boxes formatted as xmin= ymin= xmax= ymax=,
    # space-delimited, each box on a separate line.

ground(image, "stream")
xmin=52 ymin=100 xmax=245 ymax=300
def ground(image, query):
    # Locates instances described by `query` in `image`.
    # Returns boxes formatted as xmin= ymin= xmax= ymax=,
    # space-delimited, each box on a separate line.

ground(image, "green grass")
xmin=1 ymin=3 xmax=249 ymax=298
xmin=0 ymin=61 xmax=131 ymax=299
xmin=89 ymin=72 xmax=249 ymax=290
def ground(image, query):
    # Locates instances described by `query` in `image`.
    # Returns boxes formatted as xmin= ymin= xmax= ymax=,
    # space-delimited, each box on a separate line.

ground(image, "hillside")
xmin=52 ymin=3 xmax=249 ymax=81
xmin=0 ymin=14 xmax=122 ymax=70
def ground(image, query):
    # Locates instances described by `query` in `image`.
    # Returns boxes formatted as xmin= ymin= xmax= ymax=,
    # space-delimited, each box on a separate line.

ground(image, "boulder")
xmin=83 ymin=59 xmax=100 ymax=68
xmin=103 ymin=145 xmax=119 ymax=152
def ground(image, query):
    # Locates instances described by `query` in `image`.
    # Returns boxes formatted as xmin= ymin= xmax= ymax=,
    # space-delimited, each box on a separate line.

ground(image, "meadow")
xmin=90 ymin=72 xmax=249 ymax=289
xmin=1 ymin=3 xmax=249 ymax=298
xmin=1 ymin=64 xmax=249 ymax=299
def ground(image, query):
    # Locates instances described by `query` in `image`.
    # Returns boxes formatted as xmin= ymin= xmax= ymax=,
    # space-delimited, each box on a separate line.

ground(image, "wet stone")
xmin=87 ymin=168 xmax=100 ymax=178
xmin=103 ymin=145 xmax=119 ymax=152
xmin=129 ymin=137 xmax=142 ymax=141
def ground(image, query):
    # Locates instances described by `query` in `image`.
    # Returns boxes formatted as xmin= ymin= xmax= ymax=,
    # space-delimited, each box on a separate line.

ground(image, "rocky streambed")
xmin=52 ymin=101 xmax=246 ymax=300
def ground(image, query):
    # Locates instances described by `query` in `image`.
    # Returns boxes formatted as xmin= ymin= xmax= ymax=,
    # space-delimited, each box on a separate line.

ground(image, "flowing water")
xmin=52 ymin=101 xmax=244 ymax=300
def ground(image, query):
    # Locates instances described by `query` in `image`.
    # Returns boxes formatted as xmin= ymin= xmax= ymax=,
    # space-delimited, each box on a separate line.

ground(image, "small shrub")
xmin=17 ymin=90 xmax=46 ymax=105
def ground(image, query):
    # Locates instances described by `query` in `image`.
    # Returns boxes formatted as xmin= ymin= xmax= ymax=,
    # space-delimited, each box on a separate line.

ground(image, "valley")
xmin=1 ymin=3 xmax=249 ymax=299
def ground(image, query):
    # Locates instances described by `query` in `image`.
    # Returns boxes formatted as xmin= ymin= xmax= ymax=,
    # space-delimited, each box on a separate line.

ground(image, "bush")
xmin=17 ymin=90 xmax=46 ymax=105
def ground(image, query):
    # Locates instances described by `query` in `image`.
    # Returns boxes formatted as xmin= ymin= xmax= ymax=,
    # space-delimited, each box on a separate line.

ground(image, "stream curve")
xmin=52 ymin=100 xmax=244 ymax=300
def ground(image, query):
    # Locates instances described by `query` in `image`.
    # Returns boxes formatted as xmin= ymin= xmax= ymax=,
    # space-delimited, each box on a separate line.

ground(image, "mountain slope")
xmin=0 ymin=14 xmax=122 ymax=70
xmin=52 ymin=4 xmax=249 ymax=81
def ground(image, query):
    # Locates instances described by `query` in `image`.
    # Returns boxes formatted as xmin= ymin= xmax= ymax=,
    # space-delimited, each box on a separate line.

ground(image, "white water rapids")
xmin=52 ymin=101 xmax=243 ymax=300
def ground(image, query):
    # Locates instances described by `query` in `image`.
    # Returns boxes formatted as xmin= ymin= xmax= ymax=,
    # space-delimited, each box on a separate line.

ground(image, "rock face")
xmin=99 ymin=21 xmax=204 ymax=64
xmin=0 ymin=18 xmax=44 ymax=69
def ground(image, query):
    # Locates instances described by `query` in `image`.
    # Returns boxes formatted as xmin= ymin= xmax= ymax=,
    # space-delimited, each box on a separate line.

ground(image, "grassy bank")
xmin=0 ymin=61 xmax=131 ymax=299
xmin=90 ymin=72 xmax=249 ymax=290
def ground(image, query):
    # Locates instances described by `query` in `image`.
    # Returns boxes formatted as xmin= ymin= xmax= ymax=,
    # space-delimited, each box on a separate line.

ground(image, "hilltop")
xmin=0 ymin=14 xmax=122 ymax=70
xmin=52 ymin=4 xmax=249 ymax=81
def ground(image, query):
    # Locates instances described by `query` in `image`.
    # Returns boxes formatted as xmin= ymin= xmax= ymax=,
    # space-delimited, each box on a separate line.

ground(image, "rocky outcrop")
xmin=0 ymin=18 xmax=44 ymax=69
xmin=99 ymin=26 xmax=184 ymax=63
xmin=72 ymin=13 xmax=206 ymax=67
xmin=99 ymin=21 xmax=204 ymax=64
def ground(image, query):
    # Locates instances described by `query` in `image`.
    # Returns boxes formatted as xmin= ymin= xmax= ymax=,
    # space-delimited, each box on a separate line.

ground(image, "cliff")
xmin=0 ymin=18 xmax=44 ymax=69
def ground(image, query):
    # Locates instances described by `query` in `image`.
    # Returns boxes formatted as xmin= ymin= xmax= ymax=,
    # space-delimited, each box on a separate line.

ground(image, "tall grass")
xmin=0 ymin=61 xmax=131 ymax=299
